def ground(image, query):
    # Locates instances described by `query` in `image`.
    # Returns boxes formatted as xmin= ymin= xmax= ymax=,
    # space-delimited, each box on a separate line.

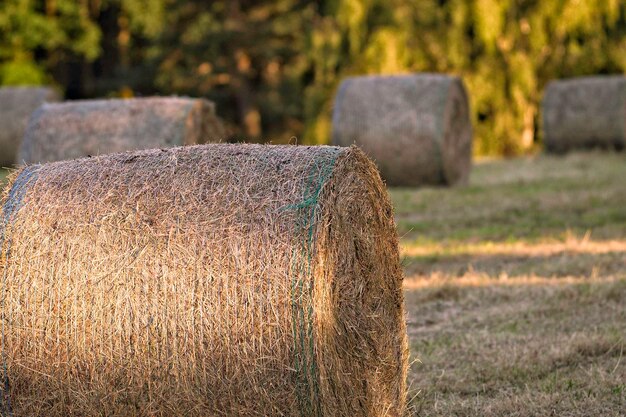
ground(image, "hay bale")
xmin=18 ymin=97 xmax=226 ymax=164
xmin=332 ymin=74 xmax=473 ymax=187
xmin=0 ymin=86 xmax=60 ymax=166
xmin=542 ymin=76 xmax=626 ymax=153
xmin=0 ymin=144 xmax=408 ymax=416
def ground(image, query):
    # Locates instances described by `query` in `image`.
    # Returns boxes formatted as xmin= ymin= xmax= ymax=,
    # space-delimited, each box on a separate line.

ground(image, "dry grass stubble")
xmin=396 ymin=152 xmax=626 ymax=416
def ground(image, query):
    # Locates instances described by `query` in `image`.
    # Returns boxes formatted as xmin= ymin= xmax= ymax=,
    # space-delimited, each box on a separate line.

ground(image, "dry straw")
xmin=0 ymin=87 xmax=60 ymax=167
xmin=542 ymin=76 xmax=626 ymax=153
xmin=18 ymin=97 xmax=226 ymax=164
xmin=332 ymin=74 xmax=473 ymax=187
xmin=0 ymin=143 xmax=408 ymax=416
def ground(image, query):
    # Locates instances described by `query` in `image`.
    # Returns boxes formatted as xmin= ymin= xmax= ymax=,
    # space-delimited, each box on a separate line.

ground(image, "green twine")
xmin=283 ymin=148 xmax=341 ymax=417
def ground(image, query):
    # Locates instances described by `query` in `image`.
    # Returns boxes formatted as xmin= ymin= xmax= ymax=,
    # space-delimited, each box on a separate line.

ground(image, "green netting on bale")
xmin=284 ymin=147 xmax=342 ymax=417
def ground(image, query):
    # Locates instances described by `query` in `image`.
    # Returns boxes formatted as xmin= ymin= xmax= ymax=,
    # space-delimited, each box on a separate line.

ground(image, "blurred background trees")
xmin=1 ymin=0 xmax=625 ymax=155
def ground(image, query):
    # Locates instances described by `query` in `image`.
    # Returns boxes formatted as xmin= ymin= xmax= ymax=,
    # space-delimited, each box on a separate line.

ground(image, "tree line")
xmin=1 ymin=0 xmax=625 ymax=155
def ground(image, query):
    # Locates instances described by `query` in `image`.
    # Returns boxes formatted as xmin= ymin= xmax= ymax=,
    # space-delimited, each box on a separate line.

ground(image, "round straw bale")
xmin=0 ymin=144 xmax=408 ymax=416
xmin=542 ymin=76 xmax=626 ymax=153
xmin=0 ymin=86 xmax=60 ymax=167
xmin=332 ymin=74 xmax=473 ymax=187
xmin=18 ymin=97 xmax=226 ymax=164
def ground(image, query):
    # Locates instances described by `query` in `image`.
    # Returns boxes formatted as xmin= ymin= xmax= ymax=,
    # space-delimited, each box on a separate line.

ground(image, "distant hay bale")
xmin=18 ymin=97 xmax=226 ymax=164
xmin=0 ymin=144 xmax=409 ymax=416
xmin=0 ymin=86 xmax=60 ymax=166
xmin=542 ymin=76 xmax=626 ymax=153
xmin=332 ymin=74 xmax=473 ymax=187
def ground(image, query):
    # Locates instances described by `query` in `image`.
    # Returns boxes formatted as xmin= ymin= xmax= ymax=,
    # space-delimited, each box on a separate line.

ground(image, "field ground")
xmin=391 ymin=152 xmax=625 ymax=416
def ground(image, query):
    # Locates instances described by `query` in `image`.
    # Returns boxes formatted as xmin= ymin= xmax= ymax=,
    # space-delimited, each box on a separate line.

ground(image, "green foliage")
xmin=0 ymin=59 xmax=47 ymax=85
xmin=312 ymin=0 xmax=626 ymax=155
xmin=0 ymin=0 xmax=102 ymax=87
xmin=1 ymin=0 xmax=625 ymax=154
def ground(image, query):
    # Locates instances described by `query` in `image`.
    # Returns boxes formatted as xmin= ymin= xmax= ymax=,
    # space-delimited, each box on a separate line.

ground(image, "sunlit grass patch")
xmin=400 ymin=236 xmax=626 ymax=282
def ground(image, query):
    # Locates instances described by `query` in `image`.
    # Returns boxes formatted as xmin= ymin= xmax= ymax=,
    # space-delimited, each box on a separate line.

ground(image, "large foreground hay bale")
xmin=332 ymin=74 xmax=473 ymax=187
xmin=0 ymin=86 xmax=60 ymax=166
xmin=18 ymin=97 xmax=225 ymax=163
xmin=542 ymin=76 xmax=626 ymax=153
xmin=0 ymin=144 xmax=408 ymax=416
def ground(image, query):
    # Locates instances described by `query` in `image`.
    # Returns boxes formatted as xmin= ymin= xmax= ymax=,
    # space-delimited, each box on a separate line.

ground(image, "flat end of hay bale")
xmin=313 ymin=145 xmax=409 ymax=414
xmin=332 ymin=74 xmax=472 ymax=187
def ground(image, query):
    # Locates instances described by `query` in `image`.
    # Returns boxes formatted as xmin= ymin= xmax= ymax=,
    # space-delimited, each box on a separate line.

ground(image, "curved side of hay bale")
xmin=18 ymin=97 xmax=226 ymax=164
xmin=0 ymin=144 xmax=408 ymax=416
xmin=0 ymin=87 xmax=60 ymax=167
xmin=331 ymin=74 xmax=472 ymax=187
xmin=542 ymin=76 xmax=626 ymax=153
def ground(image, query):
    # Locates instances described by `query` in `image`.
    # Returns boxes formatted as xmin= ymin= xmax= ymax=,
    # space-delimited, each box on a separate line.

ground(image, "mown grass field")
xmin=392 ymin=152 xmax=625 ymax=416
